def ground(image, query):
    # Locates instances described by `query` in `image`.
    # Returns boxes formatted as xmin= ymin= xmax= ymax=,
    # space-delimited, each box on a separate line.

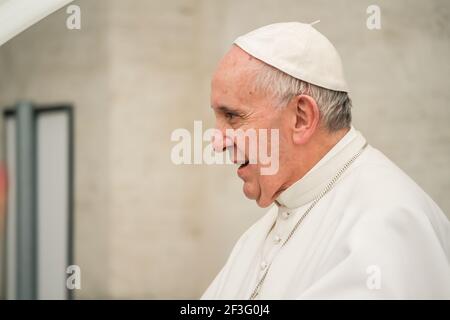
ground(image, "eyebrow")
xmin=213 ymin=105 xmax=241 ymax=115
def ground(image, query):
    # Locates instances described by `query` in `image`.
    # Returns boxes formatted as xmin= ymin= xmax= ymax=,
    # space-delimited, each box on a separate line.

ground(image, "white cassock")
xmin=202 ymin=127 xmax=450 ymax=299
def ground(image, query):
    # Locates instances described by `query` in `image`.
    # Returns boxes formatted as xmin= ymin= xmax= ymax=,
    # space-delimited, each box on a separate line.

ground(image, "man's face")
xmin=211 ymin=46 xmax=295 ymax=207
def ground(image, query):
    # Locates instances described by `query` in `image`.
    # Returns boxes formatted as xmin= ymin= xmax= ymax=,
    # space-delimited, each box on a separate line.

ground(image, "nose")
xmin=212 ymin=128 xmax=233 ymax=153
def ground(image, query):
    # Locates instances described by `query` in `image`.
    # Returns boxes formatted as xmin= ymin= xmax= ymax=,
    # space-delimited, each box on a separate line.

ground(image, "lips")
xmin=229 ymin=148 xmax=249 ymax=176
xmin=237 ymin=159 xmax=250 ymax=179
xmin=239 ymin=159 xmax=249 ymax=169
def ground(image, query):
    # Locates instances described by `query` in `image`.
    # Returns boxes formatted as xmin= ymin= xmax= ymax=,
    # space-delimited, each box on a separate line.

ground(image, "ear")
xmin=292 ymin=94 xmax=320 ymax=145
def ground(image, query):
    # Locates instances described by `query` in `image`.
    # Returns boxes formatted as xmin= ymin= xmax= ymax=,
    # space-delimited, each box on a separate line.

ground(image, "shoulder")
xmin=350 ymin=146 xmax=445 ymax=217
xmin=342 ymin=145 xmax=450 ymax=253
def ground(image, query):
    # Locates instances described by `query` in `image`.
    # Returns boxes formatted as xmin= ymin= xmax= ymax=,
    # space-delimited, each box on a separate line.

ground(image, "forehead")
xmin=211 ymin=46 xmax=262 ymax=107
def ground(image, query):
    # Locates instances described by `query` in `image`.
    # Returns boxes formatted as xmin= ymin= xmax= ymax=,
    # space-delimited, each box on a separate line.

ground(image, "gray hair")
xmin=251 ymin=62 xmax=352 ymax=132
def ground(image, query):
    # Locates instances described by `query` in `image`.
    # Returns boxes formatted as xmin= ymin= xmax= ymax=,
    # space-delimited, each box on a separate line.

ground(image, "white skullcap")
xmin=234 ymin=22 xmax=349 ymax=92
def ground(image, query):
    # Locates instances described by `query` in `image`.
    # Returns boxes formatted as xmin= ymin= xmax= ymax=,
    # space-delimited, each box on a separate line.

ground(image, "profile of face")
xmin=211 ymin=46 xmax=322 ymax=208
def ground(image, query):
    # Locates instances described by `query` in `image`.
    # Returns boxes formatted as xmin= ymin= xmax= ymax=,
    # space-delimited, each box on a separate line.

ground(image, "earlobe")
xmin=292 ymin=94 xmax=320 ymax=145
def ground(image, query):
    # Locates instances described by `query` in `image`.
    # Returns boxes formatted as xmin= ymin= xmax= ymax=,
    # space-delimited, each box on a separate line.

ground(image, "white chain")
xmin=249 ymin=142 xmax=368 ymax=300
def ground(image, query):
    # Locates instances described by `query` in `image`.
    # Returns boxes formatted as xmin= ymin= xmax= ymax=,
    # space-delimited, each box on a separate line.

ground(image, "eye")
xmin=224 ymin=111 xmax=239 ymax=121
xmin=225 ymin=112 xmax=236 ymax=120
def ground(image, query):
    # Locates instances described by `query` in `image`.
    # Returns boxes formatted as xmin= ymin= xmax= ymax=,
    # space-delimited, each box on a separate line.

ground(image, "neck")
xmin=276 ymin=126 xmax=350 ymax=199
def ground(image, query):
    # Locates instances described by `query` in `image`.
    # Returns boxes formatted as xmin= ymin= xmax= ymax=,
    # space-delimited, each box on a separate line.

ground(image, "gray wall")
xmin=0 ymin=0 xmax=448 ymax=298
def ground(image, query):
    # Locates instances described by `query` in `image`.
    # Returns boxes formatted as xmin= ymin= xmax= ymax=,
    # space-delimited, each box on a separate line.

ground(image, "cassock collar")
xmin=275 ymin=126 xmax=367 ymax=210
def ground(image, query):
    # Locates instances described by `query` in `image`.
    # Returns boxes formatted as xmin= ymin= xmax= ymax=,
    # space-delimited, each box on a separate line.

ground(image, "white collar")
xmin=275 ymin=126 xmax=367 ymax=210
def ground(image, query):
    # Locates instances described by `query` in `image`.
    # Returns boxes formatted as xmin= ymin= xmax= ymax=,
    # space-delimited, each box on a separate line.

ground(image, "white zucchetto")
xmin=234 ymin=22 xmax=349 ymax=92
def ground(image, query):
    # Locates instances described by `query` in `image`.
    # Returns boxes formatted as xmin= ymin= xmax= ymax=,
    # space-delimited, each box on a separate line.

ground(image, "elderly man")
xmin=201 ymin=22 xmax=450 ymax=300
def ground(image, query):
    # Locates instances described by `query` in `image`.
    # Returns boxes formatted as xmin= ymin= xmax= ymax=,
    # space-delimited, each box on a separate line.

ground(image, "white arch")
xmin=0 ymin=0 xmax=73 ymax=46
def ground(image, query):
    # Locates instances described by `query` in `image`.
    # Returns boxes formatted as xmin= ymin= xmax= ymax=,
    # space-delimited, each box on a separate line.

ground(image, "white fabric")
xmin=234 ymin=22 xmax=349 ymax=92
xmin=202 ymin=127 xmax=450 ymax=299
xmin=0 ymin=0 xmax=73 ymax=46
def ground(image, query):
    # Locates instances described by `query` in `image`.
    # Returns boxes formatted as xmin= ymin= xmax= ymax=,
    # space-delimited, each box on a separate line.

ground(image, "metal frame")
xmin=1 ymin=103 xmax=74 ymax=300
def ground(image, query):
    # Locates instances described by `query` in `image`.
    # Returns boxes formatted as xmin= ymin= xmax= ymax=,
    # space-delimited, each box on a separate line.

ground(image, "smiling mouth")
xmin=239 ymin=160 xmax=250 ymax=169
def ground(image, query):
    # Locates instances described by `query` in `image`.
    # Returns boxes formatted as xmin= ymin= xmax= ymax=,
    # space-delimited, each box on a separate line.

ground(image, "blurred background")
xmin=0 ymin=0 xmax=449 ymax=299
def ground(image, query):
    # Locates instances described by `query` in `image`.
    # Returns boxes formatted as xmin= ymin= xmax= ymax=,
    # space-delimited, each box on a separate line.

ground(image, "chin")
xmin=255 ymin=197 xmax=273 ymax=208
xmin=242 ymin=182 xmax=258 ymax=200
xmin=242 ymin=183 xmax=273 ymax=208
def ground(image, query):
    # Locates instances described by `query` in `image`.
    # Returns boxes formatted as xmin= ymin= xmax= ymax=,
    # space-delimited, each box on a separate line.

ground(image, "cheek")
xmin=243 ymin=151 xmax=284 ymax=200
xmin=275 ymin=129 xmax=292 ymax=165
xmin=254 ymin=164 xmax=278 ymax=185
xmin=258 ymin=171 xmax=278 ymax=187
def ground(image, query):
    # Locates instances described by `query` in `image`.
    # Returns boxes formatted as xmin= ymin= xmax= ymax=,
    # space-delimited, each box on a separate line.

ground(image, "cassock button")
xmin=281 ymin=211 xmax=291 ymax=219
xmin=260 ymin=261 xmax=268 ymax=270
xmin=273 ymin=235 xmax=282 ymax=244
